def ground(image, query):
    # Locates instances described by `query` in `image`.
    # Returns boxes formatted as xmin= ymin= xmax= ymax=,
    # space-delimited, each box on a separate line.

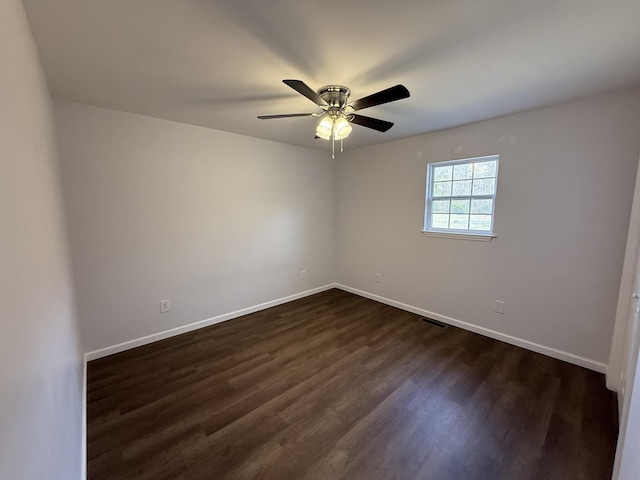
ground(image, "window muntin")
xmin=424 ymin=155 xmax=498 ymax=235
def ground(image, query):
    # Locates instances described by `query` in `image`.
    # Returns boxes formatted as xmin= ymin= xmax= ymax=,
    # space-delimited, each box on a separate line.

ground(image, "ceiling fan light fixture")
xmin=316 ymin=116 xmax=334 ymax=140
xmin=258 ymin=80 xmax=410 ymax=156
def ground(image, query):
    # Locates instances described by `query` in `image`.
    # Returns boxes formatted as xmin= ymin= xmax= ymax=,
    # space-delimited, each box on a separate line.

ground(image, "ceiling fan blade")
xmin=349 ymin=85 xmax=410 ymax=111
xmin=257 ymin=113 xmax=315 ymax=119
xmin=283 ymin=79 xmax=326 ymax=106
xmin=349 ymin=114 xmax=394 ymax=132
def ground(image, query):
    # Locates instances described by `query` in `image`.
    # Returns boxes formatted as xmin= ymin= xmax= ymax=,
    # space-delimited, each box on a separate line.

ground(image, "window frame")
xmin=423 ymin=154 xmax=499 ymax=240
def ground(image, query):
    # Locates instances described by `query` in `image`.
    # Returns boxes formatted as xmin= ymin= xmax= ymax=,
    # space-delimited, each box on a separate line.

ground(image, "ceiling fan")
xmin=258 ymin=80 xmax=410 ymax=157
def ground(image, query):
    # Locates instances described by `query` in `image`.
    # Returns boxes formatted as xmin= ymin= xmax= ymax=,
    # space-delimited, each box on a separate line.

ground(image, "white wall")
xmin=337 ymin=90 xmax=640 ymax=369
xmin=54 ymin=101 xmax=336 ymax=354
xmin=0 ymin=1 xmax=83 ymax=479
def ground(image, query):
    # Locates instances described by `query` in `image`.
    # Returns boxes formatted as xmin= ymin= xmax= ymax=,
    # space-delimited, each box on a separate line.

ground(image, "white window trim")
xmin=421 ymin=230 xmax=496 ymax=241
xmin=423 ymin=154 xmax=499 ymax=240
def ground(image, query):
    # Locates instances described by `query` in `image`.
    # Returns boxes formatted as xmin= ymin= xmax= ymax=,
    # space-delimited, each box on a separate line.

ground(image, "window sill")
xmin=421 ymin=230 xmax=496 ymax=242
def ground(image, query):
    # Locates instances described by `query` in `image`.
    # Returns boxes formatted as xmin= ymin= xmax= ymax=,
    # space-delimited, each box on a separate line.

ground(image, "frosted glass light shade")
xmin=316 ymin=117 xmax=333 ymax=140
xmin=333 ymin=117 xmax=352 ymax=140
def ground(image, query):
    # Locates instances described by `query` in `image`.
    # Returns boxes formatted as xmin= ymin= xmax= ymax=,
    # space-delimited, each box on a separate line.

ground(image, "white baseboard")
xmin=335 ymin=284 xmax=607 ymax=374
xmin=85 ymin=284 xmax=336 ymax=361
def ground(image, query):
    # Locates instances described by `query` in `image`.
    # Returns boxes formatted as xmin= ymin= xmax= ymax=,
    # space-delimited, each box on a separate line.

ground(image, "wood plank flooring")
xmin=87 ymin=289 xmax=618 ymax=480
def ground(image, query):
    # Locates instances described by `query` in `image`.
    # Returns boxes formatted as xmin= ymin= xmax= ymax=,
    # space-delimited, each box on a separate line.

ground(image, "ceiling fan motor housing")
xmin=318 ymin=85 xmax=351 ymax=110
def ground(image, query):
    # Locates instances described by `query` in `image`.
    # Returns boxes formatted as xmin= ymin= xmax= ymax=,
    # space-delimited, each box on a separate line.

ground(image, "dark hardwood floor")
xmin=87 ymin=289 xmax=618 ymax=480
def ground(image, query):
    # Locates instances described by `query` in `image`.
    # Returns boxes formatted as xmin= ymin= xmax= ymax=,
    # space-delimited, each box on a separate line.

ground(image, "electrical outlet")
xmin=160 ymin=300 xmax=170 ymax=313
xmin=300 ymin=270 xmax=307 ymax=280
xmin=376 ymin=273 xmax=382 ymax=284
xmin=494 ymin=300 xmax=505 ymax=314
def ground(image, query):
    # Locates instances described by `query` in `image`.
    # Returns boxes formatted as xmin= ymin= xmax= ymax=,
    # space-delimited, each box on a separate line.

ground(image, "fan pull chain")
xmin=332 ymin=134 xmax=335 ymax=159
xmin=340 ymin=139 xmax=344 ymax=153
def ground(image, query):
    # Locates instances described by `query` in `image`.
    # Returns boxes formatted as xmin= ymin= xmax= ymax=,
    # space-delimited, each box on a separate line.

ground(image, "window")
xmin=424 ymin=155 xmax=498 ymax=239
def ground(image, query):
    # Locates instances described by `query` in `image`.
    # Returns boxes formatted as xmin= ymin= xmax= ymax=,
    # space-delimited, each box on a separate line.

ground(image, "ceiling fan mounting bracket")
xmin=317 ymin=85 xmax=351 ymax=109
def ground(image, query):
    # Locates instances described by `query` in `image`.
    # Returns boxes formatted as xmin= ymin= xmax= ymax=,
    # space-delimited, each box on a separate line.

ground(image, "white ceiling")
xmin=23 ymin=0 xmax=640 ymax=151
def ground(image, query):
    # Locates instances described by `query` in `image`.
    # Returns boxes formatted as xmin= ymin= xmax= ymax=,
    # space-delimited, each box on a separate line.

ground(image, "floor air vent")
xmin=421 ymin=318 xmax=447 ymax=328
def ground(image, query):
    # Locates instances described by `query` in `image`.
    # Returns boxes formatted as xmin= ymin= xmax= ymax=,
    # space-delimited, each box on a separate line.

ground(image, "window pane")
xmin=453 ymin=163 xmax=472 ymax=180
xmin=433 ymin=181 xmax=452 ymax=197
xmin=473 ymin=161 xmax=496 ymax=178
xmin=452 ymin=180 xmax=472 ymax=196
xmin=433 ymin=166 xmax=452 ymax=181
xmin=472 ymin=178 xmax=495 ymax=195
xmin=432 ymin=214 xmax=449 ymax=229
xmin=469 ymin=215 xmax=492 ymax=231
xmin=431 ymin=200 xmax=450 ymax=213
xmin=425 ymin=156 xmax=498 ymax=234
xmin=470 ymin=199 xmax=493 ymax=214
xmin=450 ymin=199 xmax=470 ymax=214
xmin=450 ymin=214 xmax=469 ymax=230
